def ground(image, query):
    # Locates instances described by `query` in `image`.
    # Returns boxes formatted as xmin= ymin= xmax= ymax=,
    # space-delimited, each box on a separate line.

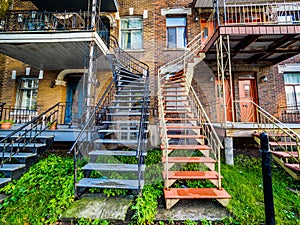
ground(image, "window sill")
xmin=163 ymin=48 xmax=186 ymax=51
xmin=123 ymin=49 xmax=145 ymax=53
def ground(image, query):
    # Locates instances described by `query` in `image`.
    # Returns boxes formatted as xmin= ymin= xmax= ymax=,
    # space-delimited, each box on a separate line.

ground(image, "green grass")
xmin=0 ymin=152 xmax=299 ymax=224
xmin=221 ymin=155 xmax=300 ymax=225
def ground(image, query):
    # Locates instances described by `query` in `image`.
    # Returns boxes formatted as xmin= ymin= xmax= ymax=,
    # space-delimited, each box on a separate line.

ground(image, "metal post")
xmin=260 ymin=132 xmax=275 ymax=225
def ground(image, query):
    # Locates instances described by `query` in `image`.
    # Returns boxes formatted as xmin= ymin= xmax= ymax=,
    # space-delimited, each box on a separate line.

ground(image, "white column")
xmin=224 ymin=137 xmax=234 ymax=165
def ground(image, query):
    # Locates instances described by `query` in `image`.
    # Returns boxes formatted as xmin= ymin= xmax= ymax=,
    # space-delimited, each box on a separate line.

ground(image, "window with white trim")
xmin=166 ymin=17 xmax=186 ymax=48
xmin=121 ymin=17 xmax=143 ymax=50
xmin=284 ymin=73 xmax=300 ymax=111
xmin=15 ymin=78 xmax=39 ymax=110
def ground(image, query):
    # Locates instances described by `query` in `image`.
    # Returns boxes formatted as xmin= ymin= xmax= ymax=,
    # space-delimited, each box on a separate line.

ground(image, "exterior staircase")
xmin=158 ymin=33 xmax=231 ymax=209
xmin=69 ymin=36 xmax=150 ymax=195
xmin=251 ymin=105 xmax=300 ymax=180
xmin=0 ymin=105 xmax=60 ymax=187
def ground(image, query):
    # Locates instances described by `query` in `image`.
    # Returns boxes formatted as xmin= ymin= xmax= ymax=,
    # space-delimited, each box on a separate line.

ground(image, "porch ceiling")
xmin=0 ymin=31 xmax=109 ymax=70
xmin=202 ymin=25 xmax=300 ymax=70
xmin=22 ymin=0 xmax=118 ymax=12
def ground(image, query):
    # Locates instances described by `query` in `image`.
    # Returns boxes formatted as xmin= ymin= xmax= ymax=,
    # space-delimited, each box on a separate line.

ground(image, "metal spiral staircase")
xmin=69 ymin=36 xmax=150 ymax=196
xmin=158 ymin=33 xmax=231 ymax=209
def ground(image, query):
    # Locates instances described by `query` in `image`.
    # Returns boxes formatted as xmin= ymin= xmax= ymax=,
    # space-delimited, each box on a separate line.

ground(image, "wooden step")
xmin=272 ymin=151 xmax=299 ymax=158
xmin=82 ymin=163 xmax=145 ymax=172
xmin=161 ymin=145 xmax=210 ymax=150
xmin=166 ymin=134 xmax=205 ymax=139
xmin=285 ymin=163 xmax=300 ymax=172
xmin=163 ymin=171 xmax=221 ymax=180
xmin=164 ymin=187 xmax=231 ymax=209
xmin=269 ymin=141 xmax=298 ymax=147
xmin=76 ymin=178 xmax=144 ymax=190
xmin=162 ymin=156 xmax=215 ymax=163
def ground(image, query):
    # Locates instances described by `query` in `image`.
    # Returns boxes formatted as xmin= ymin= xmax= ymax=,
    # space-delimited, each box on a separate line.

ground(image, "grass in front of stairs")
xmin=221 ymin=154 xmax=300 ymax=225
xmin=0 ymin=151 xmax=299 ymax=225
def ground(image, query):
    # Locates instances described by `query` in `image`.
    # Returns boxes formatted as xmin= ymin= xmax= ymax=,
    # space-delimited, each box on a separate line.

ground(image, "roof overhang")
xmin=0 ymin=31 xmax=109 ymax=70
xmin=22 ymin=0 xmax=118 ymax=12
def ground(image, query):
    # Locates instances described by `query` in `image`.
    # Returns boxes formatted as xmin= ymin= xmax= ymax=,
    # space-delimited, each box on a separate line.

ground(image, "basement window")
xmin=121 ymin=17 xmax=143 ymax=50
xmin=166 ymin=17 xmax=186 ymax=49
xmin=15 ymin=78 xmax=39 ymax=110
xmin=284 ymin=73 xmax=300 ymax=111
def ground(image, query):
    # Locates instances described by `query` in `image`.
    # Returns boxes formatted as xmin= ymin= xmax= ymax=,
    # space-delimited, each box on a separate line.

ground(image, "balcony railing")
xmin=0 ymin=10 xmax=110 ymax=34
xmin=279 ymin=105 xmax=300 ymax=123
xmin=223 ymin=2 xmax=300 ymax=25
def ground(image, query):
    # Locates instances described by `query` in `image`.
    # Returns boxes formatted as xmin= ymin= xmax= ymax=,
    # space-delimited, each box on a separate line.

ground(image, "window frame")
xmin=15 ymin=77 xmax=39 ymax=110
xmin=283 ymin=72 xmax=300 ymax=111
xmin=166 ymin=16 xmax=187 ymax=49
xmin=120 ymin=17 xmax=143 ymax=50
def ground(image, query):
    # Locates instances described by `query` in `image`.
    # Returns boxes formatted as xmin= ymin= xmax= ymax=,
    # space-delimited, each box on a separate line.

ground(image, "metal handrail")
xmin=159 ymin=32 xmax=203 ymax=77
xmin=234 ymin=99 xmax=300 ymax=164
xmin=136 ymin=71 xmax=150 ymax=191
xmin=0 ymin=103 xmax=60 ymax=167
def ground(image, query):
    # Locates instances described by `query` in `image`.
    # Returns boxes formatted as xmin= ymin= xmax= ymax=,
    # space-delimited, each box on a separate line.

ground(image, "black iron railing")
xmin=279 ymin=105 xmax=300 ymax=123
xmin=0 ymin=103 xmax=60 ymax=167
xmin=1 ymin=10 xmax=110 ymax=34
xmin=67 ymin=80 xmax=116 ymax=197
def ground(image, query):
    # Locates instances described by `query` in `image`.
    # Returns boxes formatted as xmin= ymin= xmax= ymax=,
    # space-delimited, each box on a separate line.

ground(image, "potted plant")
xmin=47 ymin=121 xmax=57 ymax=130
xmin=0 ymin=119 xmax=14 ymax=130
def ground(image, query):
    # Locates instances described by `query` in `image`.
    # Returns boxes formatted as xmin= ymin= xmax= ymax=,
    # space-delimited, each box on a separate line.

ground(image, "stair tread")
xmin=0 ymin=143 xmax=46 ymax=148
xmin=269 ymin=141 xmax=298 ymax=146
xmin=102 ymin=120 xmax=148 ymax=124
xmin=89 ymin=150 xmax=146 ymax=157
xmin=166 ymin=125 xmax=202 ymax=129
xmin=0 ymin=164 xmax=26 ymax=171
xmin=98 ymin=129 xmax=148 ymax=133
xmin=163 ymin=171 xmax=221 ymax=179
xmin=164 ymin=187 xmax=231 ymax=199
xmin=164 ymin=111 xmax=192 ymax=114
xmin=285 ymin=163 xmax=300 ymax=172
xmin=163 ymin=94 xmax=188 ymax=97
xmin=164 ymin=118 xmax=198 ymax=121
xmin=82 ymin=163 xmax=145 ymax=171
xmin=0 ymin=177 xmax=11 ymax=185
xmin=2 ymin=152 xmax=37 ymax=158
xmin=95 ymin=139 xmax=140 ymax=144
xmin=163 ymin=99 xmax=188 ymax=102
xmin=272 ymin=151 xmax=299 ymax=158
xmin=166 ymin=134 xmax=205 ymax=139
xmin=76 ymin=178 xmax=144 ymax=189
xmin=114 ymin=95 xmax=144 ymax=97
xmin=162 ymin=156 xmax=216 ymax=163
xmin=107 ymin=112 xmax=149 ymax=116
xmin=161 ymin=145 xmax=210 ymax=150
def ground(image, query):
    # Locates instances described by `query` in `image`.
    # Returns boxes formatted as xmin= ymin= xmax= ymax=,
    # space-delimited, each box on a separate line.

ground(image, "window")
xmin=284 ymin=73 xmax=300 ymax=111
xmin=121 ymin=17 xmax=143 ymax=50
xmin=15 ymin=78 xmax=39 ymax=109
xmin=166 ymin=17 xmax=186 ymax=48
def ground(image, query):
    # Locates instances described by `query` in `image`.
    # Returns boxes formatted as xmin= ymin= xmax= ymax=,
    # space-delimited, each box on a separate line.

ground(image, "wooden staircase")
xmin=70 ymin=36 xmax=150 ymax=195
xmin=253 ymin=127 xmax=300 ymax=180
xmin=158 ymin=70 xmax=231 ymax=209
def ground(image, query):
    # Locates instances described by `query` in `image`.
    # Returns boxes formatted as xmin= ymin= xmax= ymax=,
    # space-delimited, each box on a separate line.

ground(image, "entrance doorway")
xmin=238 ymin=78 xmax=258 ymax=122
xmin=65 ymin=78 xmax=81 ymax=124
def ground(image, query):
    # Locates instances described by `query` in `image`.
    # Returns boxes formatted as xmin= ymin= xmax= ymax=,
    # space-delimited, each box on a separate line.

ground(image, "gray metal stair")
xmin=94 ymin=139 xmax=140 ymax=145
xmin=0 ymin=177 xmax=11 ymax=186
xmin=0 ymin=164 xmax=26 ymax=179
xmin=82 ymin=163 xmax=145 ymax=172
xmin=89 ymin=150 xmax=147 ymax=157
xmin=76 ymin=178 xmax=144 ymax=189
xmin=1 ymin=152 xmax=37 ymax=164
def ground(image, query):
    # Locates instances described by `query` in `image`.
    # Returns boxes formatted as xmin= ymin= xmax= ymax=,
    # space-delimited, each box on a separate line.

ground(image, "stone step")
xmin=82 ymin=163 xmax=145 ymax=172
xmin=76 ymin=178 xmax=144 ymax=190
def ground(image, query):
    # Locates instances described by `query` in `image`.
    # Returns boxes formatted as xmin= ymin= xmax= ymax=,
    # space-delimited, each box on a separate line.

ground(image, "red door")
xmin=238 ymin=79 xmax=258 ymax=122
